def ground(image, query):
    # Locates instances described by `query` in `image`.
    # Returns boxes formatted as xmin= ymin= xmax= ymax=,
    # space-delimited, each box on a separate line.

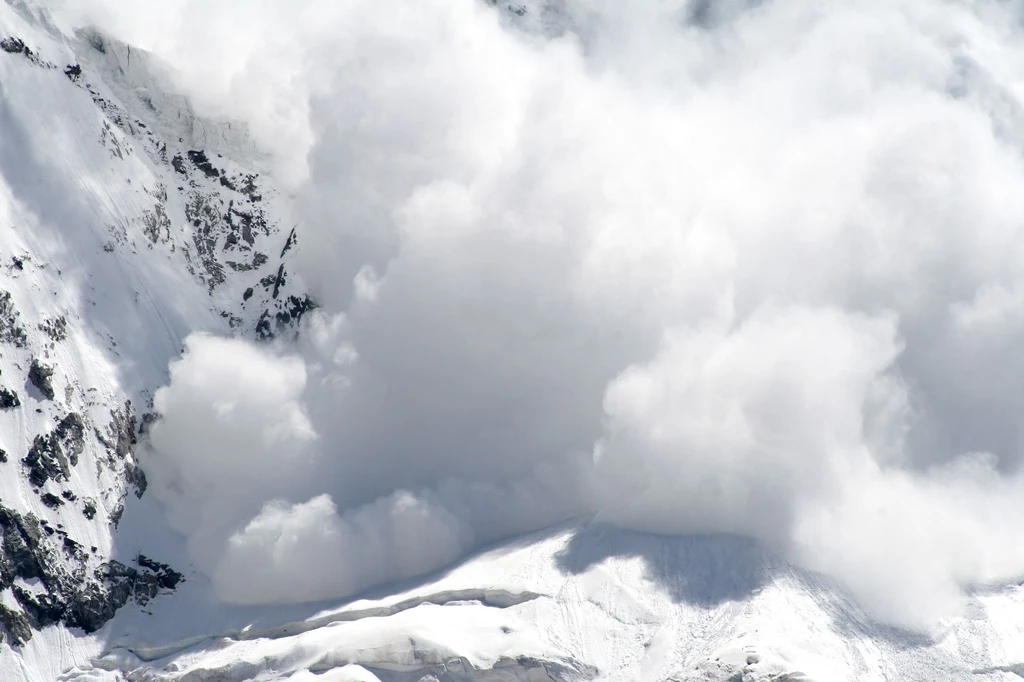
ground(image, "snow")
xmin=40 ymin=523 xmax=1024 ymax=682
xmin=0 ymin=2 xmax=1023 ymax=681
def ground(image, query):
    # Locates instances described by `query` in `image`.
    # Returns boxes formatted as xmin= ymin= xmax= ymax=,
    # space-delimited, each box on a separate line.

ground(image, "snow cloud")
xmin=63 ymin=0 xmax=1024 ymax=629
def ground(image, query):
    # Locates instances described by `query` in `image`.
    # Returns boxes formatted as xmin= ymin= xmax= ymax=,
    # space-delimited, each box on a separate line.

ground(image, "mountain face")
xmin=0 ymin=0 xmax=313 ymax=674
xmin=0 ymin=2 xmax=1021 ymax=682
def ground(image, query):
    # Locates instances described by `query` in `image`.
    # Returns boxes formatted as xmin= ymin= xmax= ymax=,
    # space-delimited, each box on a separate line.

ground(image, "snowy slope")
xmin=0 ymin=1 xmax=311 ymax=679
xmin=57 ymin=523 xmax=1024 ymax=682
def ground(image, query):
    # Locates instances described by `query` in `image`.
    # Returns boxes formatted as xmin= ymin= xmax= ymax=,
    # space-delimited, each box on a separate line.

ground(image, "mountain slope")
xmin=0 ymin=2 xmax=1023 ymax=682
xmin=0 ymin=1 xmax=311 ymax=676
xmin=58 ymin=524 xmax=1024 ymax=682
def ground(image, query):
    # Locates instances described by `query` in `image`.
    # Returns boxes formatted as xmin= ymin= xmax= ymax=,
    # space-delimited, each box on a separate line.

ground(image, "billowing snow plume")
xmin=61 ymin=0 xmax=1024 ymax=628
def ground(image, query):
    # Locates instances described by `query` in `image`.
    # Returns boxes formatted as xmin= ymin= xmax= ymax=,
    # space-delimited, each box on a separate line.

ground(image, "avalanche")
xmin=1 ymin=1 xmax=1024 ymax=681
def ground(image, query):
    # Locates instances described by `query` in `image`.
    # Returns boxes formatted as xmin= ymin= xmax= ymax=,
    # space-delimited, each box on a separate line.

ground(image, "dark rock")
xmin=0 ymin=291 xmax=28 ymax=347
xmin=138 ymin=412 xmax=157 ymax=436
xmin=27 ymin=360 xmax=55 ymax=400
xmin=0 ymin=449 xmax=7 ymax=463
xmin=243 ymin=287 xmax=254 ymax=302
xmin=285 ymin=295 xmax=316 ymax=325
xmin=97 ymin=402 xmax=136 ymax=461
xmin=0 ymin=604 xmax=31 ymax=646
xmin=23 ymin=413 xmax=85 ymax=487
xmin=0 ymin=502 xmax=182 ymax=637
xmin=54 ymin=414 xmax=85 ymax=466
xmin=255 ymin=310 xmax=273 ymax=341
xmin=64 ymin=63 xmax=81 ymax=81
xmin=81 ymin=500 xmax=97 ymax=520
xmin=127 ymin=464 xmax=147 ymax=499
xmin=39 ymin=493 xmax=64 ymax=509
xmin=38 ymin=316 xmax=67 ymax=343
xmin=171 ymin=154 xmax=187 ymax=175
xmin=0 ymin=388 xmax=20 ymax=409
xmin=24 ymin=434 xmax=68 ymax=488
xmin=271 ymin=264 xmax=286 ymax=299
xmin=0 ymin=37 xmax=25 ymax=54
xmin=61 ymin=537 xmax=83 ymax=562
xmin=240 ymin=173 xmax=262 ymax=202
xmin=137 ymin=555 xmax=184 ymax=590
xmin=185 ymin=192 xmax=228 ymax=291
xmin=187 ymin=150 xmax=220 ymax=179
xmin=280 ymin=227 xmax=297 ymax=257
xmin=12 ymin=588 xmax=63 ymax=629
xmin=64 ymin=582 xmax=119 ymax=633
xmin=0 ymin=507 xmax=45 ymax=584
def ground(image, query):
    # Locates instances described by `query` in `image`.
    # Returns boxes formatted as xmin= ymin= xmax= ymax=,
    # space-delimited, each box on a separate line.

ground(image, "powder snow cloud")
xmin=55 ymin=0 xmax=1024 ymax=629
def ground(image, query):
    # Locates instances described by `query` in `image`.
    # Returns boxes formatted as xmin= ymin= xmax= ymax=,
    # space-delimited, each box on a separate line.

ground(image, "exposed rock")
xmin=23 ymin=413 xmax=86 ymax=487
xmin=127 ymin=464 xmax=147 ymax=498
xmin=0 ymin=291 xmax=28 ymax=347
xmin=39 ymin=493 xmax=63 ymax=509
xmin=0 ymin=37 xmax=25 ymax=54
xmin=38 ymin=316 xmax=67 ymax=343
xmin=280 ymin=227 xmax=297 ymax=257
xmin=0 ymin=506 xmax=46 ymax=584
xmin=98 ymin=402 xmax=136 ymax=461
xmin=12 ymin=588 xmax=64 ymax=629
xmin=0 ymin=503 xmax=182 ymax=638
xmin=187 ymin=149 xmax=220 ymax=179
xmin=271 ymin=263 xmax=286 ymax=299
xmin=0 ymin=604 xmax=31 ymax=647
xmin=27 ymin=360 xmax=54 ymax=400
xmin=0 ymin=36 xmax=56 ymax=68
xmin=137 ymin=555 xmax=184 ymax=591
xmin=0 ymin=388 xmax=20 ymax=409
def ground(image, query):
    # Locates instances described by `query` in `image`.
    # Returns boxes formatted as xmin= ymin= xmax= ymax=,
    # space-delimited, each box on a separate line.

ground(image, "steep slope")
xmin=0 ymin=1 xmax=311 ymax=675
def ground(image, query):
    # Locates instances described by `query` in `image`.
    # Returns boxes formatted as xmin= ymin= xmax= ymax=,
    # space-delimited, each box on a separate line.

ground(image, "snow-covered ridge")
xmin=56 ymin=523 xmax=1024 ymax=681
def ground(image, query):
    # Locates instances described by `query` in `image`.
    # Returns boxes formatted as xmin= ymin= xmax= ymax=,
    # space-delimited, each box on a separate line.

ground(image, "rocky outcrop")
xmin=0 ymin=291 xmax=27 ymax=348
xmin=23 ymin=413 xmax=85 ymax=488
xmin=27 ymin=359 xmax=54 ymax=400
xmin=0 ymin=388 xmax=20 ymax=409
xmin=0 ymin=503 xmax=180 ymax=642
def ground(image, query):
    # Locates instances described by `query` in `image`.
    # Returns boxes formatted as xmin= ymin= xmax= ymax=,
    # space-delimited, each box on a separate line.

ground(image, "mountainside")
xmin=33 ymin=524 xmax=1024 ymax=682
xmin=0 ymin=1 xmax=1023 ymax=681
xmin=0 ymin=0 xmax=312 ymax=675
